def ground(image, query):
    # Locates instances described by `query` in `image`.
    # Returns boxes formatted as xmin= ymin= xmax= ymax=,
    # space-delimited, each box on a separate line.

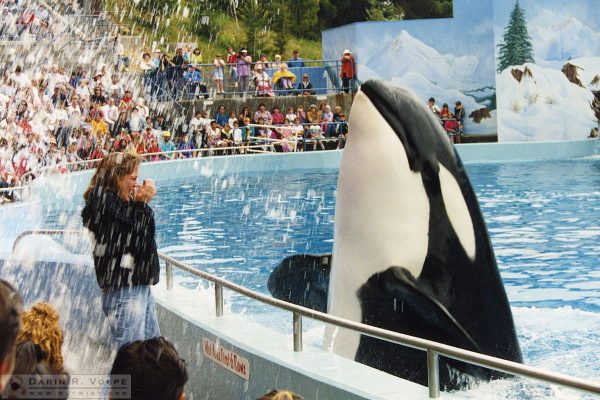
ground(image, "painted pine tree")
xmin=497 ymin=0 xmax=535 ymax=73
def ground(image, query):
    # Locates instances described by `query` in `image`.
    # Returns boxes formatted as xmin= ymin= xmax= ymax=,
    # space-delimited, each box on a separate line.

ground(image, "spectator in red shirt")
xmin=226 ymin=46 xmax=238 ymax=81
xmin=340 ymin=49 xmax=356 ymax=94
xmin=271 ymin=106 xmax=285 ymax=125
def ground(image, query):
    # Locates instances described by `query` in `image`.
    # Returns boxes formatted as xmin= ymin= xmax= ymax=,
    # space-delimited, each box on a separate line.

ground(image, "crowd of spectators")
xmin=184 ymin=101 xmax=349 ymax=154
xmin=0 ymin=59 xmax=353 ymax=203
xmin=0 ymin=1 xmax=55 ymax=40
xmin=0 ymin=62 xmax=163 ymax=199
xmin=0 ymin=279 xmax=305 ymax=399
xmin=141 ymin=46 xmax=357 ymax=99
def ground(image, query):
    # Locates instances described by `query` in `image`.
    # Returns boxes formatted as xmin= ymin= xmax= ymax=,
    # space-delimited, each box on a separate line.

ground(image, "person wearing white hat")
xmin=140 ymin=52 xmax=154 ymax=72
xmin=340 ymin=49 xmax=356 ymax=94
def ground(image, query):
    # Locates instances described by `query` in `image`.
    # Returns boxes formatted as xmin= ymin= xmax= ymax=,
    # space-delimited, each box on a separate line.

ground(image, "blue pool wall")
xmin=27 ymin=138 xmax=599 ymax=202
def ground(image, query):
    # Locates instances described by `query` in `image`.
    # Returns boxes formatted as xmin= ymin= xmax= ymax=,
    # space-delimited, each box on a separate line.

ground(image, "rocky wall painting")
xmin=494 ymin=0 xmax=600 ymax=142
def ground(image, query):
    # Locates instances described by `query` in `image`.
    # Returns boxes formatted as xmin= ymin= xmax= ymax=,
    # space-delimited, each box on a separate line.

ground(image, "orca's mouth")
xmin=359 ymin=79 xmax=450 ymax=173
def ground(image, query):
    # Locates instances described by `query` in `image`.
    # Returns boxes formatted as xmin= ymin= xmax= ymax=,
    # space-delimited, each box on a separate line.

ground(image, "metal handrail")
xmin=157 ymin=253 xmax=600 ymax=398
xmin=246 ymin=132 xmax=341 ymax=152
xmin=11 ymin=229 xmax=84 ymax=253
xmin=143 ymin=59 xmax=352 ymax=100
xmin=17 ymin=130 xmax=343 ymax=185
xmin=11 ymin=229 xmax=600 ymax=397
xmin=246 ymin=123 xmax=346 ymax=138
xmin=0 ymin=186 xmax=31 ymax=203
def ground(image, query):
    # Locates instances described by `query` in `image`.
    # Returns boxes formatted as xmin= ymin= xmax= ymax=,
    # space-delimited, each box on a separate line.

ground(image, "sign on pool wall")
xmin=203 ymin=337 xmax=250 ymax=380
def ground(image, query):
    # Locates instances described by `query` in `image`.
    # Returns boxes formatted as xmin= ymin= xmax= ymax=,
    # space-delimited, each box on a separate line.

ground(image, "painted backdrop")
xmin=494 ymin=0 xmax=600 ymax=141
xmin=323 ymin=0 xmax=600 ymax=142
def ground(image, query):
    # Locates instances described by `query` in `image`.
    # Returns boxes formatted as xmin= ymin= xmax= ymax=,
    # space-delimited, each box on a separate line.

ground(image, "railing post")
xmin=427 ymin=349 xmax=440 ymax=398
xmin=215 ymin=284 xmax=224 ymax=317
xmin=293 ymin=312 xmax=303 ymax=352
xmin=165 ymin=262 xmax=173 ymax=290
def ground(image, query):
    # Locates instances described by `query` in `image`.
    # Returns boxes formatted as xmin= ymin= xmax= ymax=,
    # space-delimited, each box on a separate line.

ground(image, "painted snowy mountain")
xmin=497 ymin=63 xmax=596 ymax=142
xmin=365 ymin=30 xmax=494 ymax=89
xmin=350 ymin=30 xmax=498 ymax=134
xmin=530 ymin=15 xmax=600 ymax=66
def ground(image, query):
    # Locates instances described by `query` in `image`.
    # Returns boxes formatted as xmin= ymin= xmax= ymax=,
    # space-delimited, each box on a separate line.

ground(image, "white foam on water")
xmin=515 ymin=307 xmax=600 ymax=378
xmin=454 ymin=306 xmax=600 ymax=399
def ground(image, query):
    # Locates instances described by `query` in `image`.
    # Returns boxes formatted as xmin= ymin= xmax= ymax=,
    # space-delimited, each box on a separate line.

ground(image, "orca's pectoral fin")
xmin=267 ymin=254 xmax=332 ymax=312
xmin=358 ymin=266 xmax=480 ymax=352
xmin=356 ymin=267 xmax=491 ymax=390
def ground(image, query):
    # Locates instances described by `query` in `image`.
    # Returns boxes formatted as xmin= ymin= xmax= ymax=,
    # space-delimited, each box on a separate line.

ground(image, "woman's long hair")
xmin=16 ymin=302 xmax=64 ymax=373
xmin=83 ymin=152 xmax=140 ymax=200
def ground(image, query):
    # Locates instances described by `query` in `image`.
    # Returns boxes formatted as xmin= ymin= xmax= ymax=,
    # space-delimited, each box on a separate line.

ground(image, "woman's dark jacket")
xmin=81 ymin=186 xmax=160 ymax=290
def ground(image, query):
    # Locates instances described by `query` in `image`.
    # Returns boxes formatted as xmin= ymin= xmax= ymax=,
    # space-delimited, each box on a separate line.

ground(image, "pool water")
xmin=147 ymin=160 xmax=600 ymax=312
xmin=43 ymin=157 xmax=600 ymax=393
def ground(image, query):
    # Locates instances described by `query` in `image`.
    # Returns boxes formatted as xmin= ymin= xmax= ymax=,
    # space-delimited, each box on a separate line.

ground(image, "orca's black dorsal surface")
xmin=269 ymin=80 xmax=522 ymax=390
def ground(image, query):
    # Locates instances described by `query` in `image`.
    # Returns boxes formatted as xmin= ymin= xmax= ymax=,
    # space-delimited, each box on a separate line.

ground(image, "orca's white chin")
xmin=324 ymin=90 xmax=430 ymax=358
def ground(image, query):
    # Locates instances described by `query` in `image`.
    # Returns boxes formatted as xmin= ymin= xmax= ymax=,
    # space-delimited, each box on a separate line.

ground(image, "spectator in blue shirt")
xmin=287 ymin=49 xmax=305 ymax=68
xmin=176 ymin=133 xmax=195 ymax=158
xmin=214 ymin=105 xmax=229 ymax=128
xmin=183 ymin=65 xmax=207 ymax=99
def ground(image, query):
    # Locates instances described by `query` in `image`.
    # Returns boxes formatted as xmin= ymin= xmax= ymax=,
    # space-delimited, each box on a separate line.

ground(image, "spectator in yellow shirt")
xmin=91 ymin=111 xmax=110 ymax=138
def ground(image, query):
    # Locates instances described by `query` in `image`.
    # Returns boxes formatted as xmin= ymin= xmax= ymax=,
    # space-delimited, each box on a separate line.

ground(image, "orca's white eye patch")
xmin=438 ymin=164 xmax=476 ymax=261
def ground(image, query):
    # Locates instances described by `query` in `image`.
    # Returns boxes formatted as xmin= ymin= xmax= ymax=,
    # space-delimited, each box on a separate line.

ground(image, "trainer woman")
xmin=81 ymin=152 xmax=160 ymax=347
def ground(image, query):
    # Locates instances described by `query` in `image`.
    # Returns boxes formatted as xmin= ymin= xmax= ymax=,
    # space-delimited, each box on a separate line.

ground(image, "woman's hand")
xmin=134 ymin=179 xmax=156 ymax=204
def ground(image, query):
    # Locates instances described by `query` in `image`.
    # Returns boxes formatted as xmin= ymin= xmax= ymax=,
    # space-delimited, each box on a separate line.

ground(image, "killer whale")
xmin=268 ymin=80 xmax=522 ymax=390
